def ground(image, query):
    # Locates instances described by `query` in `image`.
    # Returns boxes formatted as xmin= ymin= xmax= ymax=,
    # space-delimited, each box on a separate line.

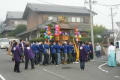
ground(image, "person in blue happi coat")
xmin=31 ymin=42 xmax=39 ymax=65
xmin=67 ymin=42 xmax=74 ymax=63
xmin=89 ymin=42 xmax=94 ymax=60
xmin=72 ymin=45 xmax=76 ymax=63
xmin=50 ymin=42 xmax=57 ymax=65
xmin=38 ymin=42 xmax=44 ymax=64
xmin=43 ymin=41 xmax=49 ymax=65
xmin=56 ymin=42 xmax=62 ymax=65
xmin=62 ymin=41 xmax=68 ymax=64
xmin=84 ymin=42 xmax=90 ymax=62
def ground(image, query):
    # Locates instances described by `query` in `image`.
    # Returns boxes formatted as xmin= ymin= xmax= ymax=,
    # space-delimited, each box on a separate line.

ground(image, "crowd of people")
xmin=8 ymin=38 xmax=119 ymax=74
xmin=9 ymin=39 xmax=95 ymax=73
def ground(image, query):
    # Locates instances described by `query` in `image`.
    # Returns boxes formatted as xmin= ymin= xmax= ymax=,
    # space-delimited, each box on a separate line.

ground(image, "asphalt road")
xmin=0 ymin=49 xmax=120 ymax=80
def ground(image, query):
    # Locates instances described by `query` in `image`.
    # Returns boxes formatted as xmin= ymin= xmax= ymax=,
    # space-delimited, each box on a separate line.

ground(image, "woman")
xmin=108 ymin=42 xmax=117 ymax=67
xmin=12 ymin=42 xmax=21 ymax=73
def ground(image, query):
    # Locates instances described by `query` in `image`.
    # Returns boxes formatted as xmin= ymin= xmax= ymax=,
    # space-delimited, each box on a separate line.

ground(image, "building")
xmin=17 ymin=3 xmax=96 ymax=41
xmin=3 ymin=11 xmax=27 ymax=36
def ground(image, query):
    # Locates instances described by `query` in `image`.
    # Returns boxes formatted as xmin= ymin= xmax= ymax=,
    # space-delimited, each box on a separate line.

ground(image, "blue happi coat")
xmin=50 ymin=44 xmax=57 ymax=54
xmin=31 ymin=44 xmax=39 ymax=54
xmin=63 ymin=44 xmax=68 ymax=54
xmin=67 ymin=44 xmax=74 ymax=54
xmin=56 ymin=44 xmax=62 ymax=53
xmin=43 ymin=44 xmax=49 ymax=54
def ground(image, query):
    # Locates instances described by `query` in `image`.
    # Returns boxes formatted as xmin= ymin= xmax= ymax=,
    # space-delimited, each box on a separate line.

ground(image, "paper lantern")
xmin=48 ymin=36 xmax=50 ymax=39
xmin=44 ymin=35 xmax=48 ymax=39
xmin=56 ymin=28 xmax=60 ymax=31
xmin=55 ymin=33 xmax=59 ymax=36
xmin=50 ymin=36 xmax=53 ymax=40
xmin=75 ymin=35 xmax=77 ymax=38
xmin=79 ymin=35 xmax=82 ymax=38
xmin=55 ymin=25 xmax=59 ymax=28
xmin=59 ymin=31 xmax=62 ymax=34
xmin=48 ymin=31 xmax=51 ymax=35
xmin=44 ymin=33 xmax=46 ymax=35
xmin=48 ymin=26 xmax=50 ymax=31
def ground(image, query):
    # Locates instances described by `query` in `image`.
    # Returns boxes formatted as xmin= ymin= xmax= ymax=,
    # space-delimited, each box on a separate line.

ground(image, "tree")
xmin=13 ymin=24 xmax=27 ymax=34
xmin=8 ymin=24 xmax=27 ymax=36
xmin=0 ymin=33 xmax=3 ymax=38
xmin=88 ymin=25 xmax=107 ymax=43
xmin=88 ymin=25 xmax=106 ymax=36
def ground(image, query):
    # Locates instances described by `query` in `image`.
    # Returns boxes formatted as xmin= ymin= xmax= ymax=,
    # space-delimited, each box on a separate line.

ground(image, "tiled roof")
xmin=6 ymin=11 xmax=23 ymax=19
xmin=26 ymin=3 xmax=96 ymax=14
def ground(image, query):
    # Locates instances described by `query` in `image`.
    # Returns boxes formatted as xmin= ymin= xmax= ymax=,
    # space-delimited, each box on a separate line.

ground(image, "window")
xmin=48 ymin=16 xmax=57 ymax=22
xmin=76 ymin=17 xmax=80 ymax=22
xmin=53 ymin=17 xmax=57 ymax=22
xmin=68 ymin=17 xmax=72 ymax=22
xmin=80 ymin=17 xmax=84 ymax=23
xmin=72 ymin=17 xmax=76 ymax=22
xmin=76 ymin=17 xmax=84 ymax=23
xmin=48 ymin=16 xmax=53 ymax=21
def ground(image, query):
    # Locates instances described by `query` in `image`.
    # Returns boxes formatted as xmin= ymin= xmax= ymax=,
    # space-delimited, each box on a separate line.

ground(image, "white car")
xmin=0 ymin=38 xmax=10 ymax=49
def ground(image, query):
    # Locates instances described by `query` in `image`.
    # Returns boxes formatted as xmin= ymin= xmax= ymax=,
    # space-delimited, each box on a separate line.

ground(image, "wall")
xmin=27 ymin=11 xmax=43 ymax=31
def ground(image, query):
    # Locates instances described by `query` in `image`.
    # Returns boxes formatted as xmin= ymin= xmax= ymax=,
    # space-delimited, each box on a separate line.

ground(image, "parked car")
xmin=9 ymin=39 xmax=19 ymax=43
xmin=0 ymin=38 xmax=10 ymax=49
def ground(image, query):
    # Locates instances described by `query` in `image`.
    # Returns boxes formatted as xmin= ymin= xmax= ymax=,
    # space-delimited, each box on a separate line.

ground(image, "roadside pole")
xmin=89 ymin=0 xmax=95 ymax=54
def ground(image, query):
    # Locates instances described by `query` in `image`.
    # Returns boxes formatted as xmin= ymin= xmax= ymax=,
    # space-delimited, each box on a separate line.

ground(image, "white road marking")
xmin=43 ymin=68 xmax=70 ymax=80
xmin=114 ymin=76 xmax=120 ymax=78
xmin=98 ymin=63 xmax=108 ymax=73
xmin=0 ymin=74 xmax=6 ymax=80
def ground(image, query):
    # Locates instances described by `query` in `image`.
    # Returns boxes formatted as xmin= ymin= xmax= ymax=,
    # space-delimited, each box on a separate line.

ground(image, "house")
xmin=17 ymin=3 xmax=96 ymax=41
xmin=3 ymin=11 xmax=27 ymax=37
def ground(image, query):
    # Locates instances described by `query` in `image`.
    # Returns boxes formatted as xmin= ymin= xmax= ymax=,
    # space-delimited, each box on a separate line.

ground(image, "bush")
xmin=30 ymin=37 xmax=45 ymax=43
xmin=80 ymin=37 xmax=91 ymax=42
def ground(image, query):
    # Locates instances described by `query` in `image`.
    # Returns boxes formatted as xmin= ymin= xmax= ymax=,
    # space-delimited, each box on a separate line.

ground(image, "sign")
xmin=58 ymin=16 xmax=65 ymax=22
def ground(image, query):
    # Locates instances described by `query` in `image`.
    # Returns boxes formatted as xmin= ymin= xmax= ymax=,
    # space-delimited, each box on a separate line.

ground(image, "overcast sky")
xmin=0 ymin=0 xmax=120 ymax=29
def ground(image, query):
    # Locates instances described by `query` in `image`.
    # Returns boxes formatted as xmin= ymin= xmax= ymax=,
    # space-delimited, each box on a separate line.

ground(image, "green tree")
xmin=13 ymin=24 xmax=27 ymax=34
xmin=88 ymin=25 xmax=106 ymax=36
xmin=8 ymin=24 xmax=27 ymax=36
xmin=88 ymin=25 xmax=107 ymax=43
xmin=0 ymin=33 xmax=3 ymax=38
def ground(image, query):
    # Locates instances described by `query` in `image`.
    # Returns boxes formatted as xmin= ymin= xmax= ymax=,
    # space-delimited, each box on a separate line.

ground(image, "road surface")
xmin=0 ymin=49 xmax=120 ymax=80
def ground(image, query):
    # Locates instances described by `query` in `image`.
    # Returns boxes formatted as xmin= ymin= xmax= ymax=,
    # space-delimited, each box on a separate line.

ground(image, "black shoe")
xmin=25 ymin=68 xmax=28 ymax=70
xmin=31 ymin=67 xmax=35 ymax=69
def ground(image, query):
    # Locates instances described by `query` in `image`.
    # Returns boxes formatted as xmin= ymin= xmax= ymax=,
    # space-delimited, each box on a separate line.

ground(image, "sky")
xmin=0 ymin=0 xmax=120 ymax=29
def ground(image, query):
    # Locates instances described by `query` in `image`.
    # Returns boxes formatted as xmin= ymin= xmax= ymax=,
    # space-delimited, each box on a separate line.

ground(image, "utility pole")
xmin=111 ymin=7 xmax=114 ymax=41
xmin=89 ymin=0 xmax=95 ymax=53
